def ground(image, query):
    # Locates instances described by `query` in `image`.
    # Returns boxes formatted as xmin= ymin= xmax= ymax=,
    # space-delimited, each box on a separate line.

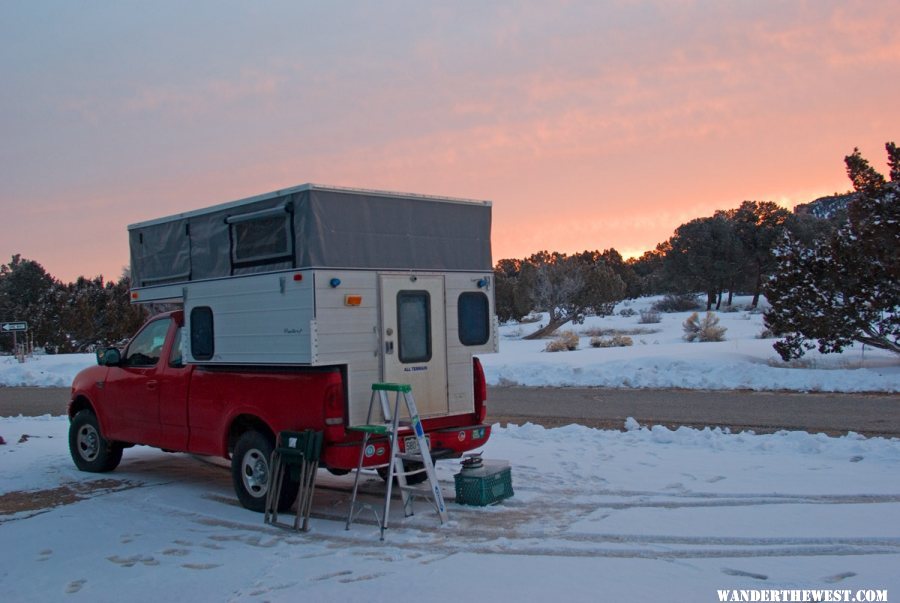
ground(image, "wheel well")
xmin=69 ymin=395 xmax=94 ymax=419
xmin=227 ymin=415 xmax=275 ymax=456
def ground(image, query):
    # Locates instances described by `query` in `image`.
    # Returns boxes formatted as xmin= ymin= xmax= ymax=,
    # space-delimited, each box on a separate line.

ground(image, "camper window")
xmin=190 ymin=307 xmax=215 ymax=361
xmin=226 ymin=205 xmax=292 ymax=267
xmin=458 ymin=292 xmax=490 ymax=346
xmin=397 ymin=291 xmax=432 ymax=363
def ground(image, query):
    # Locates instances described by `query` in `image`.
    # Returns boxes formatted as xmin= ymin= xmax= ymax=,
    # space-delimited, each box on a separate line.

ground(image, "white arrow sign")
xmin=1 ymin=322 xmax=28 ymax=332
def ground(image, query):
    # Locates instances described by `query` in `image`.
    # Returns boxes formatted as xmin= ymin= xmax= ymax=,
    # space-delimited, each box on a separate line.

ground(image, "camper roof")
xmin=128 ymin=183 xmax=490 ymax=230
xmin=128 ymin=183 xmax=493 ymax=288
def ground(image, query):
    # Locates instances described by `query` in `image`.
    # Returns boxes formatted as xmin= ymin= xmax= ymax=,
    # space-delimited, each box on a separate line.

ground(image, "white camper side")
xmin=128 ymin=184 xmax=497 ymax=427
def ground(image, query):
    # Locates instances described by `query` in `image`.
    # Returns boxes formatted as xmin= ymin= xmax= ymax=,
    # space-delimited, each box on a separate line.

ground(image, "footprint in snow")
xmin=823 ymin=572 xmax=857 ymax=583
xmin=65 ymin=579 xmax=86 ymax=594
xmin=311 ymin=570 xmax=354 ymax=581
xmin=721 ymin=568 xmax=768 ymax=580
xmin=181 ymin=563 xmax=221 ymax=570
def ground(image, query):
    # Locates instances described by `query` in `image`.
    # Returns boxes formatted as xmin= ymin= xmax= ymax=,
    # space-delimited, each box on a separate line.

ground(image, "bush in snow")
xmin=652 ymin=293 xmax=701 ymax=313
xmin=757 ymin=327 xmax=777 ymax=339
xmin=590 ymin=335 xmax=634 ymax=348
xmin=619 ymin=307 xmax=637 ymax=317
xmin=639 ymin=309 xmax=661 ymax=324
xmin=545 ymin=330 xmax=580 ymax=352
xmin=682 ymin=312 xmax=727 ymax=342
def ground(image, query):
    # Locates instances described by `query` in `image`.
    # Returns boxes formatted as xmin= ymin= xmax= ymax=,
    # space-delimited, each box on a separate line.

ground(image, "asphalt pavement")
xmin=2 ymin=385 xmax=898 ymax=437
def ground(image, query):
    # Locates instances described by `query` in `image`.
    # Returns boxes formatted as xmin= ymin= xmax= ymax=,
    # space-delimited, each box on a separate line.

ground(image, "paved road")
xmin=2 ymin=385 xmax=898 ymax=437
xmin=488 ymin=387 xmax=900 ymax=437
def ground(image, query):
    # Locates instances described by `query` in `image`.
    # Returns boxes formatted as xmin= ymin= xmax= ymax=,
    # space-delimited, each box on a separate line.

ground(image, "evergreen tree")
xmin=0 ymin=255 xmax=63 ymax=352
xmin=494 ymin=258 xmax=535 ymax=323
xmin=662 ymin=215 xmax=744 ymax=309
xmin=719 ymin=201 xmax=791 ymax=308
xmin=522 ymin=251 xmax=626 ymax=339
xmin=765 ymin=143 xmax=900 ymax=358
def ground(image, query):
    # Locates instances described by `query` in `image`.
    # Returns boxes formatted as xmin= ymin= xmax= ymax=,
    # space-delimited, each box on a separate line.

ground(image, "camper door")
xmin=379 ymin=274 xmax=449 ymax=418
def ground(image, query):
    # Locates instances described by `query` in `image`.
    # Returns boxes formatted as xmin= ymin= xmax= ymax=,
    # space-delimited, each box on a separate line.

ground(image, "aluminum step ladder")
xmin=345 ymin=383 xmax=448 ymax=540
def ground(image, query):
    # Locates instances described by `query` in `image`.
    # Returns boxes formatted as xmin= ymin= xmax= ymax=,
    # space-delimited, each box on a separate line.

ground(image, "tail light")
xmin=323 ymin=378 xmax=346 ymax=441
xmin=473 ymin=356 xmax=487 ymax=423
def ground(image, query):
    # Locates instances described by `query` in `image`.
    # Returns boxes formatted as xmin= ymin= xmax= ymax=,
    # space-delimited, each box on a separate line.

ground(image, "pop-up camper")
xmin=69 ymin=184 xmax=498 ymax=512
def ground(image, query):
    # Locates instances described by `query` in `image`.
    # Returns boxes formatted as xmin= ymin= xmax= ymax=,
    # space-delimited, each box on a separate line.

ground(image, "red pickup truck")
xmin=68 ymin=310 xmax=491 ymax=512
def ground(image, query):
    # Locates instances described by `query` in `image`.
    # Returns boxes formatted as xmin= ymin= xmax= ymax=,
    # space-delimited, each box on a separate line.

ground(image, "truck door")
xmin=102 ymin=316 xmax=171 ymax=446
xmin=379 ymin=274 xmax=448 ymax=418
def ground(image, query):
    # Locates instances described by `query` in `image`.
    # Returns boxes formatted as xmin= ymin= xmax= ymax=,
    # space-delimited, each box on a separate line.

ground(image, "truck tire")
xmin=69 ymin=409 xmax=123 ymax=473
xmin=231 ymin=430 xmax=298 ymax=513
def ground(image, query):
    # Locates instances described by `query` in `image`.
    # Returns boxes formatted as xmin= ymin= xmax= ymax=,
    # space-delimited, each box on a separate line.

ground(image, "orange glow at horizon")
xmin=1 ymin=2 xmax=897 ymax=283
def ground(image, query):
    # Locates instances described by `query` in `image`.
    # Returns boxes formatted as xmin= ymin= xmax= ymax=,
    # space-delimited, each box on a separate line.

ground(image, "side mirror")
xmin=97 ymin=348 xmax=121 ymax=367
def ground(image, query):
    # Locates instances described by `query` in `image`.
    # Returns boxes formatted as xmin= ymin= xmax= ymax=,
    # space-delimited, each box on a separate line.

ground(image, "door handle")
xmin=146 ymin=380 xmax=158 ymax=391
xmin=385 ymin=341 xmax=394 ymax=355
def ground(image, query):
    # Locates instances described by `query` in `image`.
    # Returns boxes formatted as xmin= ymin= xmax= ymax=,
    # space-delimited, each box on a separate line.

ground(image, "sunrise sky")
xmin=2 ymin=1 xmax=898 ymax=283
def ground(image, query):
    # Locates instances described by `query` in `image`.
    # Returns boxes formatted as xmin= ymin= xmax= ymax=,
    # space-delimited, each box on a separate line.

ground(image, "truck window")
xmin=397 ymin=291 xmax=431 ymax=363
xmin=191 ymin=307 xmax=215 ymax=361
xmin=458 ymin=292 xmax=490 ymax=346
xmin=123 ymin=318 xmax=172 ymax=367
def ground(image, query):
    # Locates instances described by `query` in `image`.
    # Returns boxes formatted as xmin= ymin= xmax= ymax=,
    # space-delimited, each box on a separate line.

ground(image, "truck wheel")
xmin=231 ymin=430 xmax=298 ymax=513
xmin=69 ymin=410 xmax=123 ymax=473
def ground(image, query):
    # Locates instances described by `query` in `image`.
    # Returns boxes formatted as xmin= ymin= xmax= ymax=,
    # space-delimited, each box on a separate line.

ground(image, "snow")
xmin=1 ymin=295 xmax=898 ymax=600
xmin=1 ymin=416 xmax=898 ymax=601
xmin=482 ymin=296 xmax=899 ymax=393
xmin=2 ymin=296 xmax=897 ymax=392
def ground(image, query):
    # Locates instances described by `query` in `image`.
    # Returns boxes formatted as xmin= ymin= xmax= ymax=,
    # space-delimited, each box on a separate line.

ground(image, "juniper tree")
xmin=764 ymin=143 xmax=900 ymax=359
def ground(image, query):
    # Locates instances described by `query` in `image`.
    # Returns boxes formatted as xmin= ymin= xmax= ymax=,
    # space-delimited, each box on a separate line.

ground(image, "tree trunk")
xmin=706 ymin=291 xmax=715 ymax=310
xmin=750 ymin=266 xmax=763 ymax=308
xmin=523 ymin=317 xmax=572 ymax=340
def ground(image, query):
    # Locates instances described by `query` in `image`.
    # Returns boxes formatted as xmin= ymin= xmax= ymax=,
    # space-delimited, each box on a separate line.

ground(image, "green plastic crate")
xmin=454 ymin=461 xmax=513 ymax=506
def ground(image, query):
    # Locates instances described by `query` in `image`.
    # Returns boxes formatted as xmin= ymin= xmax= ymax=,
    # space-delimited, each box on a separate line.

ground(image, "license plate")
xmin=404 ymin=435 xmax=430 ymax=454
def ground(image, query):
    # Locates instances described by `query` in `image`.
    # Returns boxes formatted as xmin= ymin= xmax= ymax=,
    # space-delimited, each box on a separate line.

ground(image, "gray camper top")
xmin=129 ymin=184 xmax=493 ymax=289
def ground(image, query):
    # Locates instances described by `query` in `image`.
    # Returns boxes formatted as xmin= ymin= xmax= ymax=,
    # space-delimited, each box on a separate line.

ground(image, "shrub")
xmin=639 ymin=309 xmax=661 ymax=324
xmin=618 ymin=307 xmax=637 ymax=317
xmin=653 ymin=293 xmax=701 ymax=313
xmin=683 ymin=312 xmax=727 ymax=342
xmin=545 ymin=330 xmax=579 ymax=352
xmin=757 ymin=327 xmax=777 ymax=339
xmin=581 ymin=327 xmax=660 ymax=337
xmin=590 ymin=335 xmax=634 ymax=348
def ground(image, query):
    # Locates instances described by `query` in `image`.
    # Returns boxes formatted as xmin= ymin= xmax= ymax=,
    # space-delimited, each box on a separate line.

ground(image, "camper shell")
xmin=128 ymin=184 xmax=498 ymax=426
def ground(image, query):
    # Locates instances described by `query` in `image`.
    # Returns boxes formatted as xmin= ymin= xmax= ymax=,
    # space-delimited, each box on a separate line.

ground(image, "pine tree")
xmin=764 ymin=143 xmax=900 ymax=359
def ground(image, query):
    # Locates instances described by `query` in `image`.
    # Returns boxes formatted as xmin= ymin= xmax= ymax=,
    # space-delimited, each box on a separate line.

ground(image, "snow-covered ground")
xmin=1 ymin=296 xmax=898 ymax=600
xmin=1 ymin=415 xmax=898 ymax=601
xmin=2 ymin=296 xmax=897 ymax=392
xmin=482 ymin=296 xmax=899 ymax=393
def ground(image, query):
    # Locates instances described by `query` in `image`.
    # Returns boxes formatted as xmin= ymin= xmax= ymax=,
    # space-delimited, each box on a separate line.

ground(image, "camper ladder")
xmin=345 ymin=383 xmax=448 ymax=540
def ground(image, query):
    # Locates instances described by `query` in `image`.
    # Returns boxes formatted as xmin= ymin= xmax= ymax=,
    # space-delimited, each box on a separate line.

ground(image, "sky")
xmin=1 ymin=1 xmax=898 ymax=284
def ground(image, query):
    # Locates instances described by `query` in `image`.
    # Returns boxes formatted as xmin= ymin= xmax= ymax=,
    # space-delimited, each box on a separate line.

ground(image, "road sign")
xmin=1 ymin=322 xmax=28 ymax=333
